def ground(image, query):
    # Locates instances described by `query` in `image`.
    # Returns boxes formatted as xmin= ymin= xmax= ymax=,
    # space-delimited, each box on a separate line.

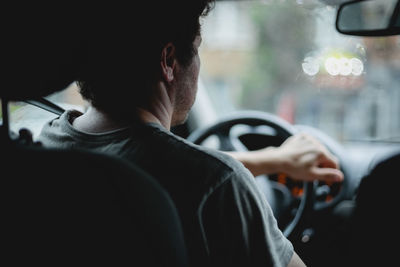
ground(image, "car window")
xmin=5 ymin=83 xmax=86 ymax=139
xmin=199 ymin=0 xmax=400 ymax=145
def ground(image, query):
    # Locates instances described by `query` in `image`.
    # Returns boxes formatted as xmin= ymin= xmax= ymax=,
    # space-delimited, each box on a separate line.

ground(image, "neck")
xmin=72 ymin=106 xmax=130 ymax=133
xmin=73 ymin=83 xmax=175 ymax=133
xmin=135 ymin=107 xmax=171 ymax=130
xmin=136 ymin=81 xmax=174 ymax=130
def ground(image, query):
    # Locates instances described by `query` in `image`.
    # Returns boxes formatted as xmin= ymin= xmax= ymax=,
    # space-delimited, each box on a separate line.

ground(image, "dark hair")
xmin=76 ymin=0 xmax=214 ymax=119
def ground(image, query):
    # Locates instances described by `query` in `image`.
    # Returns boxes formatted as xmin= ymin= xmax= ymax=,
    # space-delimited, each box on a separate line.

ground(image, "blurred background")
xmin=199 ymin=0 xmax=400 ymax=145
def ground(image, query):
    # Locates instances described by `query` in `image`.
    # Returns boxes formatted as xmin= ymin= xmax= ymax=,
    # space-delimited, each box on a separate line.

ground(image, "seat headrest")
xmin=2 ymin=6 xmax=84 ymax=100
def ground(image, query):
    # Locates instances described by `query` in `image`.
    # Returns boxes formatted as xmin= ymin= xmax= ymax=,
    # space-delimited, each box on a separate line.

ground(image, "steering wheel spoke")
xmin=216 ymin=132 xmax=236 ymax=151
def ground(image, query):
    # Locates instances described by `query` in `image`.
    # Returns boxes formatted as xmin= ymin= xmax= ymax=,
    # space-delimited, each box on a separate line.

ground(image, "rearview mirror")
xmin=336 ymin=0 xmax=400 ymax=36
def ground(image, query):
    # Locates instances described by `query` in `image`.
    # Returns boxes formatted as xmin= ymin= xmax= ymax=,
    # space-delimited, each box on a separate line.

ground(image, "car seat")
xmin=344 ymin=151 xmax=400 ymax=267
xmin=1 ymin=6 xmax=188 ymax=266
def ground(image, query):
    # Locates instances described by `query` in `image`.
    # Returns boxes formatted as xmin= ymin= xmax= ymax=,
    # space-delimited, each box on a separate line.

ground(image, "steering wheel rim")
xmin=187 ymin=110 xmax=314 ymax=239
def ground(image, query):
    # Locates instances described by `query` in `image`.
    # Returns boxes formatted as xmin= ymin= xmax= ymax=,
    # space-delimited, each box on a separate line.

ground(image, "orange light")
xmin=291 ymin=187 xmax=304 ymax=197
xmin=298 ymin=188 xmax=304 ymax=197
xmin=277 ymin=173 xmax=287 ymax=184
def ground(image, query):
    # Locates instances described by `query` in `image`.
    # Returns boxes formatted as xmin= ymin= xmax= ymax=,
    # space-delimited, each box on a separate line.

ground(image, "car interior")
xmin=2 ymin=0 xmax=399 ymax=266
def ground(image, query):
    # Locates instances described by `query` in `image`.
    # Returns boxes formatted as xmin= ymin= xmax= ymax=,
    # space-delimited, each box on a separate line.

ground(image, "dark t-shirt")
xmin=38 ymin=110 xmax=294 ymax=266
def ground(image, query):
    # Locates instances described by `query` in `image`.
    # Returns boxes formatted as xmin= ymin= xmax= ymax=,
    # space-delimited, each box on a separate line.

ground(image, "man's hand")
xmin=227 ymin=133 xmax=344 ymax=183
xmin=273 ymin=133 xmax=344 ymax=182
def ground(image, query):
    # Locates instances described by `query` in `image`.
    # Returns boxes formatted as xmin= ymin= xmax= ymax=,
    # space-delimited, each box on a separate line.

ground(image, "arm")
xmin=287 ymin=251 xmax=307 ymax=267
xmin=226 ymin=133 xmax=344 ymax=183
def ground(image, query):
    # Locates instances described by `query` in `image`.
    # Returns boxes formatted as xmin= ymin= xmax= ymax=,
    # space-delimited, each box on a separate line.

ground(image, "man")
xmin=38 ymin=1 xmax=342 ymax=266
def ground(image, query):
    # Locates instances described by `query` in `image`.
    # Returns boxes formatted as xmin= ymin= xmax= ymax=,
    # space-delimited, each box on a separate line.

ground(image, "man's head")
xmin=76 ymin=0 xmax=214 ymax=123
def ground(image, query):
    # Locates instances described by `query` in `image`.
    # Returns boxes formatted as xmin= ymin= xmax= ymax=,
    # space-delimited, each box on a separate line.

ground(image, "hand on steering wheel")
xmin=266 ymin=133 xmax=343 ymax=182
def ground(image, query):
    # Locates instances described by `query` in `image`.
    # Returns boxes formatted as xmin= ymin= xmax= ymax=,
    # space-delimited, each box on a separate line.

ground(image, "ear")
xmin=160 ymin=43 xmax=177 ymax=83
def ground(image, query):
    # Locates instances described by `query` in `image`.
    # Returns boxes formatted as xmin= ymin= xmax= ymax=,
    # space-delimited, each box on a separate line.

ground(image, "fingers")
xmin=308 ymin=136 xmax=344 ymax=182
xmin=319 ymin=152 xmax=340 ymax=170
xmin=297 ymin=132 xmax=341 ymax=167
xmin=290 ymin=132 xmax=344 ymax=182
xmin=310 ymin=165 xmax=344 ymax=182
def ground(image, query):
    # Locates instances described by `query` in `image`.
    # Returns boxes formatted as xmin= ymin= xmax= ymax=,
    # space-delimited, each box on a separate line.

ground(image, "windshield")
xmin=199 ymin=0 xmax=400 ymax=144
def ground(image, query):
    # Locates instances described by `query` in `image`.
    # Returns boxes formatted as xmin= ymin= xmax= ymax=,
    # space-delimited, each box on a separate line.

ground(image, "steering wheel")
xmin=187 ymin=110 xmax=314 ymax=239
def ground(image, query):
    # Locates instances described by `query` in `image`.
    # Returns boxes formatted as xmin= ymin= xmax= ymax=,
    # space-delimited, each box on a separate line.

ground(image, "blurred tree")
xmin=239 ymin=3 xmax=316 ymax=112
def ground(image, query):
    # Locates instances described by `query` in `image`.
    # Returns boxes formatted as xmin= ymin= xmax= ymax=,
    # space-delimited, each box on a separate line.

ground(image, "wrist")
xmin=249 ymin=146 xmax=284 ymax=176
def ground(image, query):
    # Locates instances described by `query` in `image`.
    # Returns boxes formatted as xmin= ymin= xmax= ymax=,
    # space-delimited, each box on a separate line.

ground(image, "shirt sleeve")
xmin=200 ymin=169 xmax=294 ymax=267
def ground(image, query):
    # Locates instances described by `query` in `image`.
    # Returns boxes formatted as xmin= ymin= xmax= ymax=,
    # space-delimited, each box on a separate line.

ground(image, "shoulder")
xmin=148 ymin=123 xmax=254 ymax=182
xmin=37 ymin=110 xmax=81 ymax=146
